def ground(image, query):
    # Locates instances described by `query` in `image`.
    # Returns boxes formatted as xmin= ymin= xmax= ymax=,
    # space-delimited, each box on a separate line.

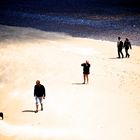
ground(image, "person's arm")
xmin=43 ymin=86 xmax=46 ymax=99
xmin=129 ymin=42 xmax=132 ymax=49
xmin=117 ymin=41 xmax=119 ymax=48
xmin=121 ymin=41 xmax=123 ymax=48
xmin=123 ymin=41 xmax=125 ymax=48
xmin=34 ymin=86 xmax=36 ymax=97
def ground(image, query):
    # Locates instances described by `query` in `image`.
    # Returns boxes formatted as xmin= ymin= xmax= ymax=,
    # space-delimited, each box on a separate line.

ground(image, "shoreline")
xmin=0 ymin=10 xmax=140 ymax=45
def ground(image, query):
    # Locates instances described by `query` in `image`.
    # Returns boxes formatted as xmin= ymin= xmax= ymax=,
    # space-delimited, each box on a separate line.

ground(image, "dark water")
xmin=0 ymin=0 xmax=140 ymax=45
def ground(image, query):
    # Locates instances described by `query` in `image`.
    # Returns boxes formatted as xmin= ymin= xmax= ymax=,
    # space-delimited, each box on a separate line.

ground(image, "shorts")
xmin=35 ymin=96 xmax=43 ymax=105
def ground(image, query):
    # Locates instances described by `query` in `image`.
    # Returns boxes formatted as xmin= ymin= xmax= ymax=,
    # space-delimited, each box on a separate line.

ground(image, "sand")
xmin=0 ymin=25 xmax=140 ymax=140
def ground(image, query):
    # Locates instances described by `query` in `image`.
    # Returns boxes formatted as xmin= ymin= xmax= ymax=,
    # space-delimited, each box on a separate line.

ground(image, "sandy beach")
xmin=0 ymin=25 xmax=140 ymax=140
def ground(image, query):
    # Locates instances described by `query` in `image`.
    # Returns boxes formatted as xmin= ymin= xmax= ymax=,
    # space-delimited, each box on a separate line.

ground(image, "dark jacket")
xmin=124 ymin=40 xmax=131 ymax=50
xmin=117 ymin=40 xmax=123 ymax=51
xmin=34 ymin=84 xmax=45 ymax=97
xmin=81 ymin=63 xmax=90 ymax=74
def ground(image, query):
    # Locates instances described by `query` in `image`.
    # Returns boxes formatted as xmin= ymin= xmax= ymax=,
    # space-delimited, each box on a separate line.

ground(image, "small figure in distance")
xmin=34 ymin=80 xmax=46 ymax=113
xmin=117 ymin=37 xmax=124 ymax=58
xmin=81 ymin=60 xmax=91 ymax=84
xmin=124 ymin=38 xmax=132 ymax=58
xmin=0 ymin=112 xmax=4 ymax=120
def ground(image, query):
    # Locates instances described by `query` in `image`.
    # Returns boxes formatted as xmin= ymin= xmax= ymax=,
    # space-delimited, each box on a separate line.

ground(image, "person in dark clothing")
xmin=34 ymin=80 xmax=45 ymax=113
xmin=81 ymin=60 xmax=90 ymax=84
xmin=117 ymin=37 xmax=124 ymax=58
xmin=124 ymin=38 xmax=132 ymax=58
xmin=0 ymin=112 xmax=3 ymax=120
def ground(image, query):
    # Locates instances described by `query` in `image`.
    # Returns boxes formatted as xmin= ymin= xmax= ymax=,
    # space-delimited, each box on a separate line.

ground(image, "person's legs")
xmin=86 ymin=74 xmax=89 ymax=84
xmin=36 ymin=105 xmax=39 ymax=113
xmin=125 ymin=49 xmax=128 ymax=58
xmin=35 ymin=97 xmax=39 ymax=113
xmin=83 ymin=74 xmax=86 ymax=84
xmin=125 ymin=49 xmax=127 ymax=57
xmin=83 ymin=74 xmax=89 ymax=84
xmin=128 ymin=53 xmax=130 ymax=58
xmin=125 ymin=49 xmax=129 ymax=57
xmin=118 ymin=50 xmax=120 ymax=58
xmin=38 ymin=97 xmax=43 ymax=111
xmin=41 ymin=104 xmax=43 ymax=111
xmin=121 ymin=51 xmax=124 ymax=58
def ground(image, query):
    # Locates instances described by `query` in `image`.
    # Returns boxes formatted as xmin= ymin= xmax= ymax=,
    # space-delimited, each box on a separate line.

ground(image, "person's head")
xmin=36 ymin=80 xmax=40 ymax=86
xmin=86 ymin=60 xmax=89 ymax=64
xmin=126 ymin=38 xmax=129 ymax=41
xmin=118 ymin=37 xmax=121 ymax=40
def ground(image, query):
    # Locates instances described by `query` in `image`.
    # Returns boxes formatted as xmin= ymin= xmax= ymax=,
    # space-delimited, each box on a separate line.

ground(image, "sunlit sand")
xmin=0 ymin=25 xmax=140 ymax=140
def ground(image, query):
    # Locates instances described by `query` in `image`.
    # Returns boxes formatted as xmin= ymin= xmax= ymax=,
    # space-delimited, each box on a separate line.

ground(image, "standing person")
xmin=124 ymin=38 xmax=132 ymax=58
xmin=117 ymin=37 xmax=124 ymax=58
xmin=81 ymin=60 xmax=91 ymax=84
xmin=34 ymin=80 xmax=45 ymax=113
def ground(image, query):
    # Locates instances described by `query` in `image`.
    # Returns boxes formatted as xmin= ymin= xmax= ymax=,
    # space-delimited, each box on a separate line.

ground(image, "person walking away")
xmin=81 ymin=60 xmax=91 ymax=84
xmin=124 ymin=38 xmax=132 ymax=58
xmin=117 ymin=37 xmax=124 ymax=58
xmin=34 ymin=80 xmax=45 ymax=113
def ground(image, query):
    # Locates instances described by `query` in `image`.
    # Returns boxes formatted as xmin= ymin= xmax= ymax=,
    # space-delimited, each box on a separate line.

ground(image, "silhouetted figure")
xmin=81 ymin=60 xmax=90 ymax=84
xmin=34 ymin=80 xmax=45 ymax=113
xmin=0 ymin=112 xmax=3 ymax=120
xmin=124 ymin=38 xmax=132 ymax=58
xmin=117 ymin=37 xmax=124 ymax=58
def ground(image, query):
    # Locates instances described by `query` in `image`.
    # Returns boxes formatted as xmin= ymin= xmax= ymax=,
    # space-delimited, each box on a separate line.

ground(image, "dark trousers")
xmin=125 ymin=49 xmax=130 ymax=58
xmin=118 ymin=50 xmax=124 ymax=58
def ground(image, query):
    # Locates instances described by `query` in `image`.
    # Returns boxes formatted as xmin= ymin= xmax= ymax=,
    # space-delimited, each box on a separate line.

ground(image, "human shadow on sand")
xmin=72 ymin=83 xmax=85 ymax=85
xmin=22 ymin=110 xmax=36 ymax=113
xmin=109 ymin=57 xmax=123 ymax=59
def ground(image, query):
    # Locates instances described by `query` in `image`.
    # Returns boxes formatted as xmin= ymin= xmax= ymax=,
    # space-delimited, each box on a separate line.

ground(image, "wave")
xmin=0 ymin=8 xmax=140 ymax=45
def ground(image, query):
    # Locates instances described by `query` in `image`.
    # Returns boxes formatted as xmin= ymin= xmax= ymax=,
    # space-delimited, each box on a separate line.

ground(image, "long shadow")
xmin=72 ymin=82 xmax=85 ymax=85
xmin=109 ymin=57 xmax=123 ymax=59
xmin=22 ymin=110 xmax=36 ymax=113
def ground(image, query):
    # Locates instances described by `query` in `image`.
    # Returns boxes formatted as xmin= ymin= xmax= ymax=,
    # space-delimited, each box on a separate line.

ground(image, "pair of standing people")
xmin=117 ymin=37 xmax=132 ymax=58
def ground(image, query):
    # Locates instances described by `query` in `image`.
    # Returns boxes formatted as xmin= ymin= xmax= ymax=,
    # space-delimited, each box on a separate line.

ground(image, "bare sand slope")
xmin=0 ymin=25 xmax=140 ymax=140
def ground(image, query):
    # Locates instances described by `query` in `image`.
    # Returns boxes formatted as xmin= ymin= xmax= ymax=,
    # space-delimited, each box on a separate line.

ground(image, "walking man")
xmin=34 ymin=80 xmax=45 ymax=113
xmin=124 ymin=38 xmax=132 ymax=58
xmin=81 ymin=60 xmax=91 ymax=84
xmin=117 ymin=37 xmax=124 ymax=58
